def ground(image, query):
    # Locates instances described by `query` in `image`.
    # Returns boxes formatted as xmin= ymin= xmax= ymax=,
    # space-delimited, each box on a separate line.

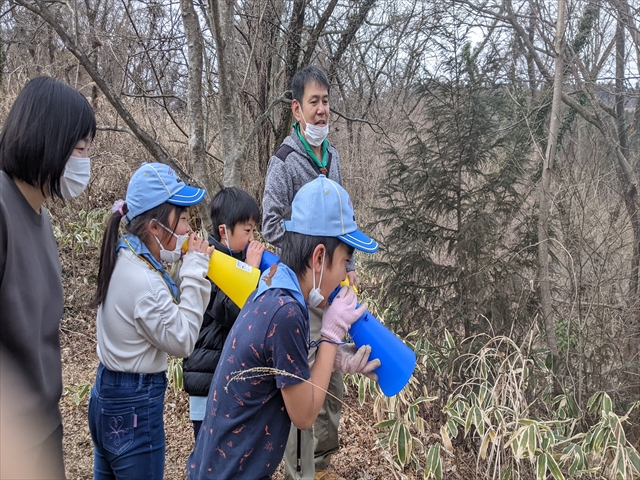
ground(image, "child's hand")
xmin=334 ymin=343 xmax=380 ymax=380
xmin=320 ymin=287 xmax=367 ymax=343
xmin=184 ymin=232 xmax=214 ymax=256
xmin=245 ymin=240 xmax=265 ymax=268
xmin=346 ymin=270 xmax=358 ymax=290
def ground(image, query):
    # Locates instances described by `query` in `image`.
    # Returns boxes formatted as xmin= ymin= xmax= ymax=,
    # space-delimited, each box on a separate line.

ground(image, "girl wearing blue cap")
xmin=88 ymin=162 xmax=213 ymax=479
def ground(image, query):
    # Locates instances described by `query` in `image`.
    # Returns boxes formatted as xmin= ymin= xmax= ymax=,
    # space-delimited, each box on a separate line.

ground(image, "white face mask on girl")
xmin=301 ymin=112 xmax=329 ymax=147
xmin=60 ymin=156 xmax=91 ymax=199
xmin=307 ymin=249 xmax=326 ymax=308
xmin=153 ymin=220 xmax=189 ymax=263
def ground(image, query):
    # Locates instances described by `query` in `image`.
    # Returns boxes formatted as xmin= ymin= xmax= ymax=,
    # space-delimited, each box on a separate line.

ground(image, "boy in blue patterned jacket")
xmin=187 ymin=175 xmax=379 ymax=479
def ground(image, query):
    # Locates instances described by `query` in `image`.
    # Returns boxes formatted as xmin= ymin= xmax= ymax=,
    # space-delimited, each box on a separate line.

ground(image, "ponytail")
xmin=90 ymin=201 xmax=184 ymax=309
xmin=90 ymin=202 xmax=128 ymax=308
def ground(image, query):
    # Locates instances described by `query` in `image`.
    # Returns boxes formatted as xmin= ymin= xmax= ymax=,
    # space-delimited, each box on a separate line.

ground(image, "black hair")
xmin=291 ymin=66 xmax=331 ymax=104
xmin=91 ymin=202 xmax=184 ymax=308
xmin=0 ymin=76 xmax=96 ymax=199
xmin=209 ymin=187 xmax=260 ymax=241
xmin=279 ymin=231 xmax=354 ymax=279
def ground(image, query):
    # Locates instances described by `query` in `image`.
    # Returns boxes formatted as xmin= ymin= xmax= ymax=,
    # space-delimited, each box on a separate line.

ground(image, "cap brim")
xmin=338 ymin=230 xmax=379 ymax=253
xmin=167 ymin=185 xmax=207 ymax=206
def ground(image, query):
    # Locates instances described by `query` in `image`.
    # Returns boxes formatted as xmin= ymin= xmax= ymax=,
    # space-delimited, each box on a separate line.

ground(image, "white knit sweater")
xmin=96 ymin=248 xmax=211 ymax=373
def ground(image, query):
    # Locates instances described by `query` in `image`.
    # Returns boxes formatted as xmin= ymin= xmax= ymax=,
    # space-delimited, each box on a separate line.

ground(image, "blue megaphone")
xmin=328 ymin=286 xmax=416 ymax=397
xmin=245 ymin=245 xmax=280 ymax=272
xmin=259 ymin=249 xmax=279 ymax=272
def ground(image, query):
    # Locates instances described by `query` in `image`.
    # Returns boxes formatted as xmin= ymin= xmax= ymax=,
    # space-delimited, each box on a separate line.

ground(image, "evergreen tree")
xmin=371 ymin=42 xmax=537 ymax=341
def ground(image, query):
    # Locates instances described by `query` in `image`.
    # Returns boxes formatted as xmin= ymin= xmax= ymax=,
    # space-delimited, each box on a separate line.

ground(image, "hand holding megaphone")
xmin=183 ymin=232 xmax=214 ymax=256
xmin=321 ymin=286 xmax=368 ymax=343
xmin=334 ymin=343 xmax=380 ymax=380
xmin=245 ymin=241 xmax=265 ymax=269
xmin=326 ymin=280 xmax=417 ymax=397
xmin=242 ymin=244 xmax=280 ymax=272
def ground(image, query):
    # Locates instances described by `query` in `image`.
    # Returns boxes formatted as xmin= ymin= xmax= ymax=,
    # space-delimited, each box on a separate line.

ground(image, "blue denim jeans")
xmin=88 ymin=363 xmax=167 ymax=480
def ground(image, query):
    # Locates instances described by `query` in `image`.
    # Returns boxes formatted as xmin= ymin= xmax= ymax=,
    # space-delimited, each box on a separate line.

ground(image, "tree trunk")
xmin=615 ymin=3 xmax=640 ymax=398
xmin=180 ymin=0 xmax=215 ymax=227
xmin=208 ymin=0 xmax=244 ymax=187
xmin=274 ymin=0 xmax=306 ymax=148
xmin=253 ymin=1 xmax=281 ymax=203
xmin=537 ymin=0 xmax=564 ymax=374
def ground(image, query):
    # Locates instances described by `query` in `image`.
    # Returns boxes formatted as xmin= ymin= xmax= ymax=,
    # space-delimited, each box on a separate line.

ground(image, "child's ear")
xmin=312 ymin=244 xmax=325 ymax=272
xmin=148 ymin=219 xmax=161 ymax=237
xmin=218 ymin=224 xmax=226 ymax=240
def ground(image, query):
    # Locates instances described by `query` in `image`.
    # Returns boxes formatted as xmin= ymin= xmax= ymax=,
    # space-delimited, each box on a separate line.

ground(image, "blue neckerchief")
xmin=117 ymin=234 xmax=180 ymax=303
xmin=255 ymin=263 xmax=308 ymax=319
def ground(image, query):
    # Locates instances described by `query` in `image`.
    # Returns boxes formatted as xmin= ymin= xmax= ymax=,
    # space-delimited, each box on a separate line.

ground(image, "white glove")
xmin=333 ymin=343 xmax=380 ymax=380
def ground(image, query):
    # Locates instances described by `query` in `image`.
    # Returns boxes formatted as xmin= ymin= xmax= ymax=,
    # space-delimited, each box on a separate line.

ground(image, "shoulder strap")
xmin=325 ymin=150 xmax=333 ymax=175
xmin=275 ymin=144 xmax=295 ymax=162
xmin=274 ymin=143 xmax=334 ymax=177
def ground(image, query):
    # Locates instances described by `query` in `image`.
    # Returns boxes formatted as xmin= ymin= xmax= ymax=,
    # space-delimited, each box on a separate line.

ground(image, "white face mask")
xmin=223 ymin=224 xmax=233 ymax=255
xmin=60 ymin=156 xmax=91 ymax=199
xmin=153 ymin=220 xmax=189 ymax=263
xmin=307 ymin=249 xmax=326 ymax=308
xmin=301 ymin=112 xmax=329 ymax=147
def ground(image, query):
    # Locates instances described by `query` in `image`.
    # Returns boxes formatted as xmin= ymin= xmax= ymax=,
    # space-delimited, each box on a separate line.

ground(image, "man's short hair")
xmin=0 ymin=76 xmax=96 ymax=199
xmin=209 ymin=187 xmax=261 ymax=241
xmin=291 ymin=66 xmax=330 ymax=104
xmin=279 ymin=231 xmax=353 ymax=278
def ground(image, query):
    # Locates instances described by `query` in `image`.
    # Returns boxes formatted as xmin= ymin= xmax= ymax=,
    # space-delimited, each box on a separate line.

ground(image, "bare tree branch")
xmin=330 ymin=107 xmax=384 ymax=134
xmin=13 ymin=0 xmax=199 ymax=185
xmin=241 ymin=93 xmax=288 ymax=160
xmin=328 ymin=0 xmax=376 ymax=84
xmin=301 ymin=0 xmax=338 ymax=67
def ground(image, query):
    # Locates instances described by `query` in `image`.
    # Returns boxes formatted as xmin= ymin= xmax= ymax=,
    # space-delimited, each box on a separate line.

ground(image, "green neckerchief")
xmin=294 ymin=122 xmax=328 ymax=169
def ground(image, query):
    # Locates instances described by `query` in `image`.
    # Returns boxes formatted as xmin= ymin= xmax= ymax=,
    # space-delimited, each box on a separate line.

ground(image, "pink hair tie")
xmin=112 ymin=199 xmax=125 ymax=217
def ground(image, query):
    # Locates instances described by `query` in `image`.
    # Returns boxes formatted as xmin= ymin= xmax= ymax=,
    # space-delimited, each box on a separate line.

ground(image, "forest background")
xmin=1 ymin=0 xmax=640 ymax=478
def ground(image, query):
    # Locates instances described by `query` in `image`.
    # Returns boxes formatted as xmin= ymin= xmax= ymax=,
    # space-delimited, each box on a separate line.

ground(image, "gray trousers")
xmin=283 ymin=306 xmax=344 ymax=479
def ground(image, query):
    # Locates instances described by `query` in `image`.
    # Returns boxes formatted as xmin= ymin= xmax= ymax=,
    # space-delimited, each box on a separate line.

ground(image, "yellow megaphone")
xmin=206 ymin=249 xmax=260 ymax=308
xmin=339 ymin=276 xmax=358 ymax=294
xmin=183 ymin=240 xmax=260 ymax=308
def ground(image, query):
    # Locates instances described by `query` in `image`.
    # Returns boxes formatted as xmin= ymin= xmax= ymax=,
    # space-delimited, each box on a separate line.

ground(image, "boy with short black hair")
xmin=187 ymin=175 xmax=379 ymax=479
xmin=182 ymin=187 xmax=265 ymax=439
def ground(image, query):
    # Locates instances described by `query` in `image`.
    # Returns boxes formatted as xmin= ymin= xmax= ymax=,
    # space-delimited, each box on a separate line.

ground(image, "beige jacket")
xmin=96 ymin=248 xmax=211 ymax=373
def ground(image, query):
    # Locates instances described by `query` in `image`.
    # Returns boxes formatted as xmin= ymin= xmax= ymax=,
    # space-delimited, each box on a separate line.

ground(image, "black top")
xmin=182 ymin=235 xmax=247 ymax=397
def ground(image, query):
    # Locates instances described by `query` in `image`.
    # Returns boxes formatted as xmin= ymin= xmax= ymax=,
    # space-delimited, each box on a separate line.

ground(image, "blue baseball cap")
xmin=284 ymin=175 xmax=378 ymax=253
xmin=125 ymin=162 xmax=206 ymax=222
